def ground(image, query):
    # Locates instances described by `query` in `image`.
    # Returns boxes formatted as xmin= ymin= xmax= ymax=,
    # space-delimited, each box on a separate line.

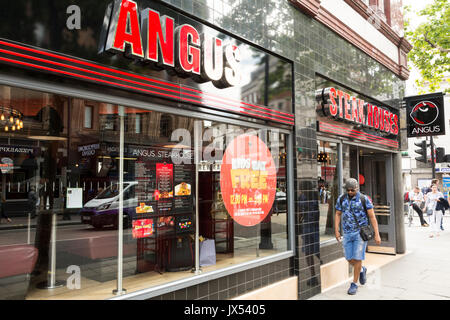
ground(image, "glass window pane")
xmin=318 ymin=140 xmax=339 ymax=243
xmin=0 ymin=84 xmax=290 ymax=300
xmin=0 ymin=86 xmax=121 ymax=299
xmin=198 ymin=122 xmax=288 ymax=268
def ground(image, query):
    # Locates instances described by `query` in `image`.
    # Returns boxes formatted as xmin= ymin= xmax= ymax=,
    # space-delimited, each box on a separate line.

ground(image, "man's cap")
xmin=344 ymin=178 xmax=358 ymax=190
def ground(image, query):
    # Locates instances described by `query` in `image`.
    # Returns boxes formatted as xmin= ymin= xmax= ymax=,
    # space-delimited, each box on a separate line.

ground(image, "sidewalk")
xmin=0 ymin=212 xmax=82 ymax=231
xmin=310 ymin=215 xmax=450 ymax=300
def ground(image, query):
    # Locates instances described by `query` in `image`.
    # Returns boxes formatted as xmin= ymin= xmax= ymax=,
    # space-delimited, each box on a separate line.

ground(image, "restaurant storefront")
xmin=0 ymin=0 xmax=409 ymax=300
xmin=0 ymin=0 xmax=295 ymax=300
xmin=315 ymin=75 xmax=405 ymax=289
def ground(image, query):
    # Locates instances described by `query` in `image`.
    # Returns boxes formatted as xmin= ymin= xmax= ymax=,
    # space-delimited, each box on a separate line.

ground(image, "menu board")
xmin=176 ymin=215 xmax=193 ymax=233
xmin=156 ymin=163 xmax=173 ymax=197
xmin=135 ymin=161 xmax=154 ymax=199
xmin=132 ymin=219 xmax=155 ymax=239
xmin=174 ymin=164 xmax=194 ymax=213
xmin=156 ymin=163 xmax=173 ymax=213
xmin=133 ymin=161 xmax=156 ymax=215
xmin=130 ymin=147 xmax=194 ymax=220
xmin=156 ymin=216 xmax=175 ymax=235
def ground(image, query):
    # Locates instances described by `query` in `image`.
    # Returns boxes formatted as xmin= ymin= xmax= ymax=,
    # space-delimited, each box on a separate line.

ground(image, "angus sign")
xmin=100 ymin=0 xmax=242 ymax=88
xmin=404 ymin=92 xmax=446 ymax=138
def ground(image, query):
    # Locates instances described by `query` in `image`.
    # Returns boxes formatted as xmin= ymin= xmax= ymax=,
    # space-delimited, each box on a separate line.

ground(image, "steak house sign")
xmin=316 ymin=87 xmax=399 ymax=135
xmin=101 ymin=0 xmax=241 ymax=88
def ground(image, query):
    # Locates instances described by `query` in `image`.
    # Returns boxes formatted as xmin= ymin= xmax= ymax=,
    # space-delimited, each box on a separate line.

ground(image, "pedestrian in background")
xmin=0 ymin=196 xmax=12 ymax=223
xmin=28 ymin=186 xmax=38 ymax=219
xmin=409 ymin=186 xmax=428 ymax=227
xmin=424 ymin=179 xmax=446 ymax=230
xmin=335 ymin=178 xmax=381 ymax=295
xmin=425 ymin=185 xmax=444 ymax=238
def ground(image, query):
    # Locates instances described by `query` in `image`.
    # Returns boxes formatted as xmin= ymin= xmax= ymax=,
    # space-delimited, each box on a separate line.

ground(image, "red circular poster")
xmin=220 ymin=134 xmax=277 ymax=227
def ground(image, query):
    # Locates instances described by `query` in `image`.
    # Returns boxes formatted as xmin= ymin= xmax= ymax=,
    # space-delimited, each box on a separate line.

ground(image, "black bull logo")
xmin=410 ymin=101 xmax=439 ymax=126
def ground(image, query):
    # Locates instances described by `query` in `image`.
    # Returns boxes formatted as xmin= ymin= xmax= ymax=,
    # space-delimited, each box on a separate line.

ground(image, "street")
xmin=0 ymin=221 xmax=121 ymax=246
xmin=310 ymin=215 xmax=450 ymax=300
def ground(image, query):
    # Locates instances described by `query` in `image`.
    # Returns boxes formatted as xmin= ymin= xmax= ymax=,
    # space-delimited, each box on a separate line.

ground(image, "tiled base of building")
xmin=232 ymin=276 xmax=298 ymax=300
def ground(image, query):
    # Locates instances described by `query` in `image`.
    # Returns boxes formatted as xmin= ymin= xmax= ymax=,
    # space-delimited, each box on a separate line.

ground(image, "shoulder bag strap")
xmin=360 ymin=194 xmax=367 ymax=213
xmin=349 ymin=199 xmax=362 ymax=230
xmin=341 ymin=194 xmax=364 ymax=229
xmin=350 ymin=194 xmax=369 ymax=229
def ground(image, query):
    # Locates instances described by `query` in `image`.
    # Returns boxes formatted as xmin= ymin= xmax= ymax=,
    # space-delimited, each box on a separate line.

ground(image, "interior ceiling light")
xmin=0 ymin=106 xmax=24 ymax=132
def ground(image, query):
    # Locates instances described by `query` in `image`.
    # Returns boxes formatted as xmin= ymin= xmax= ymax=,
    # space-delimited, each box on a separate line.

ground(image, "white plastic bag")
xmin=199 ymin=239 xmax=216 ymax=266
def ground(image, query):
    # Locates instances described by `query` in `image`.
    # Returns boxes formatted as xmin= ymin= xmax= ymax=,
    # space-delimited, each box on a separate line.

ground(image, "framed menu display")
xmin=130 ymin=147 xmax=195 ymax=218
xmin=174 ymin=164 xmax=194 ymax=213
xmin=156 ymin=163 xmax=173 ymax=213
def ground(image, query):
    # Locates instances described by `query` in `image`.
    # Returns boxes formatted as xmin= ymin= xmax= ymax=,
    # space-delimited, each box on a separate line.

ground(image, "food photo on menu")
xmin=132 ymin=218 xmax=155 ymax=239
xmin=175 ymin=182 xmax=191 ymax=196
xmin=136 ymin=202 xmax=154 ymax=214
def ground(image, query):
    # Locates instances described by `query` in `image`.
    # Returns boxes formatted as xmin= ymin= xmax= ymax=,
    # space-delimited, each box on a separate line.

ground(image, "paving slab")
xmin=310 ymin=215 xmax=450 ymax=300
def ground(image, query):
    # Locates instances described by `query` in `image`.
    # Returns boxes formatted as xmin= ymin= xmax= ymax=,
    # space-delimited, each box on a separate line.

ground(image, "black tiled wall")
xmin=149 ymin=259 xmax=293 ymax=300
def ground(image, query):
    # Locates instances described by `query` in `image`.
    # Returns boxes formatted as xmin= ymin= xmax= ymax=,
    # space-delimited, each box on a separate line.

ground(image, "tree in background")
xmin=404 ymin=0 xmax=449 ymax=93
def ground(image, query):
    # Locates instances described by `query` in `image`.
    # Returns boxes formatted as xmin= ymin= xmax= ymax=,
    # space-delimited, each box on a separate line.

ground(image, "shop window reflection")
xmin=159 ymin=114 xmax=172 ymax=138
xmin=317 ymin=140 xmax=339 ymax=242
xmin=84 ymin=106 xmax=93 ymax=129
xmin=0 ymin=84 xmax=290 ymax=300
xmin=198 ymin=124 xmax=288 ymax=262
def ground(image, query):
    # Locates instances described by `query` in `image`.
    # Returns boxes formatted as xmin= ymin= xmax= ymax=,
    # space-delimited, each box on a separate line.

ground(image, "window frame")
xmin=0 ymin=71 xmax=295 ymax=300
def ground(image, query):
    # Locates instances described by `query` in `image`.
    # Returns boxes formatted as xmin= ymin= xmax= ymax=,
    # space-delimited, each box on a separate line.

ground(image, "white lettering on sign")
xmin=78 ymin=144 xmax=100 ymax=157
xmin=411 ymin=125 xmax=441 ymax=135
xmin=0 ymin=146 xmax=34 ymax=154
xmin=251 ymin=161 xmax=266 ymax=171
xmin=232 ymin=158 xmax=251 ymax=169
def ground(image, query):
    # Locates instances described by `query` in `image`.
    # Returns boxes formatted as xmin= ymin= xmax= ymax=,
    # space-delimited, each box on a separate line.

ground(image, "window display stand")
xmin=166 ymin=234 xmax=194 ymax=272
xmin=37 ymin=212 xmax=65 ymax=289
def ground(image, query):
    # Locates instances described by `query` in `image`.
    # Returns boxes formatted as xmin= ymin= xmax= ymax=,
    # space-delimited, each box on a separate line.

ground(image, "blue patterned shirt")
xmin=335 ymin=192 xmax=373 ymax=234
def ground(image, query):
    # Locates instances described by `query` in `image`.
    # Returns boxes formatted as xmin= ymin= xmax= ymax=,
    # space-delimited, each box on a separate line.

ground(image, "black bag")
xmin=358 ymin=224 xmax=375 ymax=241
xmin=342 ymin=194 xmax=374 ymax=241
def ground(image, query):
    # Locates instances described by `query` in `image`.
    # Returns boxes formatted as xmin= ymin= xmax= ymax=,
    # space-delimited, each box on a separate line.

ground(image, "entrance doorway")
xmin=356 ymin=147 xmax=396 ymax=254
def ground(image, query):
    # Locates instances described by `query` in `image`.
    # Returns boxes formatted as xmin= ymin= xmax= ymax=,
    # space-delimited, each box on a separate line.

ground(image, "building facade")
xmin=0 ymin=0 xmax=410 ymax=300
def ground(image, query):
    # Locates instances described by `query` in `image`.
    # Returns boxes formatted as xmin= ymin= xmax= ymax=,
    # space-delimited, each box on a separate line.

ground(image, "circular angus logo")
xmin=410 ymin=101 xmax=439 ymax=126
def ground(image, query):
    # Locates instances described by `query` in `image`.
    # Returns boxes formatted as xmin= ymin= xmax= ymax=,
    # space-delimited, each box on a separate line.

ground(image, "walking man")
xmin=409 ymin=186 xmax=428 ymax=227
xmin=335 ymin=178 xmax=381 ymax=295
